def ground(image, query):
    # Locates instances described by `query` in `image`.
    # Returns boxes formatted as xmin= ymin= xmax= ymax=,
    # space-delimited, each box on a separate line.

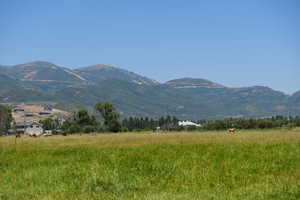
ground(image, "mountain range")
xmin=0 ymin=61 xmax=299 ymax=119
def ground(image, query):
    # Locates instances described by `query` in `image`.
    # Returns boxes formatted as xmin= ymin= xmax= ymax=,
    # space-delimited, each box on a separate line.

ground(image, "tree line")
xmin=201 ymin=116 xmax=300 ymax=131
xmin=122 ymin=116 xmax=179 ymax=131
xmin=1 ymin=102 xmax=300 ymax=135
xmin=44 ymin=102 xmax=123 ymax=134
xmin=56 ymin=110 xmax=300 ymax=134
xmin=122 ymin=116 xmax=300 ymax=132
xmin=41 ymin=104 xmax=181 ymax=134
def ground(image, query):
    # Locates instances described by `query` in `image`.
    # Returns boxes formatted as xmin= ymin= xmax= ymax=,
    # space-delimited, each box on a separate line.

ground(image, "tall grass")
xmin=1 ymin=129 xmax=300 ymax=200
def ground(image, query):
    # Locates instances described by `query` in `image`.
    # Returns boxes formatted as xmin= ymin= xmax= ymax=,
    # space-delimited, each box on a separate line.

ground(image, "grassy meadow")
xmin=1 ymin=129 xmax=300 ymax=200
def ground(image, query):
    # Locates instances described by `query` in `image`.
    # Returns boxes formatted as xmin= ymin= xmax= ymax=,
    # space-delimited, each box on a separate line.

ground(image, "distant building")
xmin=13 ymin=108 xmax=25 ymax=113
xmin=15 ymin=122 xmax=44 ymax=136
xmin=44 ymin=130 xmax=52 ymax=134
xmin=43 ymin=105 xmax=53 ymax=111
xmin=25 ymin=122 xmax=43 ymax=136
xmin=178 ymin=121 xmax=201 ymax=127
xmin=38 ymin=112 xmax=51 ymax=115
xmin=24 ymin=113 xmax=35 ymax=117
xmin=15 ymin=122 xmax=28 ymax=134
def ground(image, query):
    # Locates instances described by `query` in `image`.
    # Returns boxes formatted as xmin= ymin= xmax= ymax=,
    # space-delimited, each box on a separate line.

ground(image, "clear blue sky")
xmin=1 ymin=0 xmax=299 ymax=93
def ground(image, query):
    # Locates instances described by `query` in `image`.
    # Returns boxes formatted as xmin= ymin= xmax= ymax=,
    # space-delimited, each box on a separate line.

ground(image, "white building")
xmin=16 ymin=122 xmax=44 ymax=136
xmin=25 ymin=122 xmax=43 ymax=136
xmin=178 ymin=121 xmax=201 ymax=127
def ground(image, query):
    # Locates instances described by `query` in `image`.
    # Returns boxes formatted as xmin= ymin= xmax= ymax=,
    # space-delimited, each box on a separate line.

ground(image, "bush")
xmin=120 ymin=127 xmax=129 ymax=132
xmin=67 ymin=124 xmax=82 ymax=134
xmin=108 ymin=120 xmax=122 ymax=133
xmin=83 ymin=125 xmax=96 ymax=133
xmin=186 ymin=126 xmax=198 ymax=131
xmin=96 ymin=125 xmax=106 ymax=133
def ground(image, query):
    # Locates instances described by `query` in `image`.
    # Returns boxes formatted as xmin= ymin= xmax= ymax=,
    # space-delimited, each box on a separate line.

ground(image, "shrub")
xmin=67 ymin=124 xmax=81 ymax=134
xmin=120 ymin=127 xmax=129 ymax=132
xmin=95 ymin=125 xmax=105 ymax=133
xmin=83 ymin=125 xmax=96 ymax=133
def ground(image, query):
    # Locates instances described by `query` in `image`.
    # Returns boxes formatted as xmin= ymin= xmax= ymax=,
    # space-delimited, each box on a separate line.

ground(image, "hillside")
xmin=287 ymin=91 xmax=300 ymax=115
xmin=0 ymin=74 xmax=50 ymax=102
xmin=165 ymin=78 xmax=225 ymax=89
xmin=0 ymin=61 xmax=89 ymax=93
xmin=1 ymin=61 xmax=86 ymax=82
xmin=0 ymin=61 xmax=299 ymax=119
xmin=75 ymin=64 xmax=158 ymax=85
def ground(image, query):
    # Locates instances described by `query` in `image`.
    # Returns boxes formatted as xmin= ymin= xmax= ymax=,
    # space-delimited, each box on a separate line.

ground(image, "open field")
xmin=1 ymin=129 xmax=300 ymax=200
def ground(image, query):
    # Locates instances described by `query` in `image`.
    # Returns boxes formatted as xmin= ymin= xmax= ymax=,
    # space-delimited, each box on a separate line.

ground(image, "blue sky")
xmin=0 ymin=0 xmax=299 ymax=93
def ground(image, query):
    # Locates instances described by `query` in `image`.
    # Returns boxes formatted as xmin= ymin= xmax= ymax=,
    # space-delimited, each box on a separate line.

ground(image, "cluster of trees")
xmin=60 ymin=109 xmax=98 ymax=134
xmin=121 ymin=115 xmax=300 ymax=132
xmin=122 ymin=116 xmax=179 ymax=131
xmin=95 ymin=102 xmax=122 ymax=132
xmin=3 ymin=101 xmax=300 ymax=136
xmin=41 ymin=102 xmax=123 ymax=134
xmin=53 ymin=105 xmax=180 ymax=134
xmin=36 ymin=111 xmax=300 ymax=134
xmin=0 ymin=105 xmax=12 ymax=135
xmin=39 ymin=118 xmax=61 ymax=132
xmin=201 ymin=116 xmax=300 ymax=131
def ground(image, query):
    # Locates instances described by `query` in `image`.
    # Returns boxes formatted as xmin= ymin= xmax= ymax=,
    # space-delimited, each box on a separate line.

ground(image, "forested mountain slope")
xmin=0 ymin=61 xmax=298 ymax=119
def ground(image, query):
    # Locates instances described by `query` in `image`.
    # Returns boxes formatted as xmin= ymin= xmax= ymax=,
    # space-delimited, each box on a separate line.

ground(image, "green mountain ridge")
xmin=0 ymin=61 xmax=299 ymax=119
xmin=165 ymin=78 xmax=225 ymax=89
xmin=0 ymin=74 xmax=51 ymax=102
xmin=75 ymin=64 xmax=158 ymax=85
xmin=1 ymin=61 xmax=85 ymax=82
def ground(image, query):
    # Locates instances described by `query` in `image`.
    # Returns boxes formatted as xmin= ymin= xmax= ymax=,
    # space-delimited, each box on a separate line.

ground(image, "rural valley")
xmin=1 ymin=1 xmax=299 ymax=199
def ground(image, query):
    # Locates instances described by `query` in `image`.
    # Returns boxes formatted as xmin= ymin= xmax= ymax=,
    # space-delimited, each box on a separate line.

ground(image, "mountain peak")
xmin=18 ymin=61 xmax=58 ymax=68
xmin=165 ymin=77 xmax=225 ymax=89
xmin=1 ymin=61 xmax=86 ymax=82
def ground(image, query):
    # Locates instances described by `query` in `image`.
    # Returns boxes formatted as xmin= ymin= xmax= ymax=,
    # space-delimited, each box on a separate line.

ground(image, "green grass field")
xmin=1 ymin=129 xmax=300 ymax=200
